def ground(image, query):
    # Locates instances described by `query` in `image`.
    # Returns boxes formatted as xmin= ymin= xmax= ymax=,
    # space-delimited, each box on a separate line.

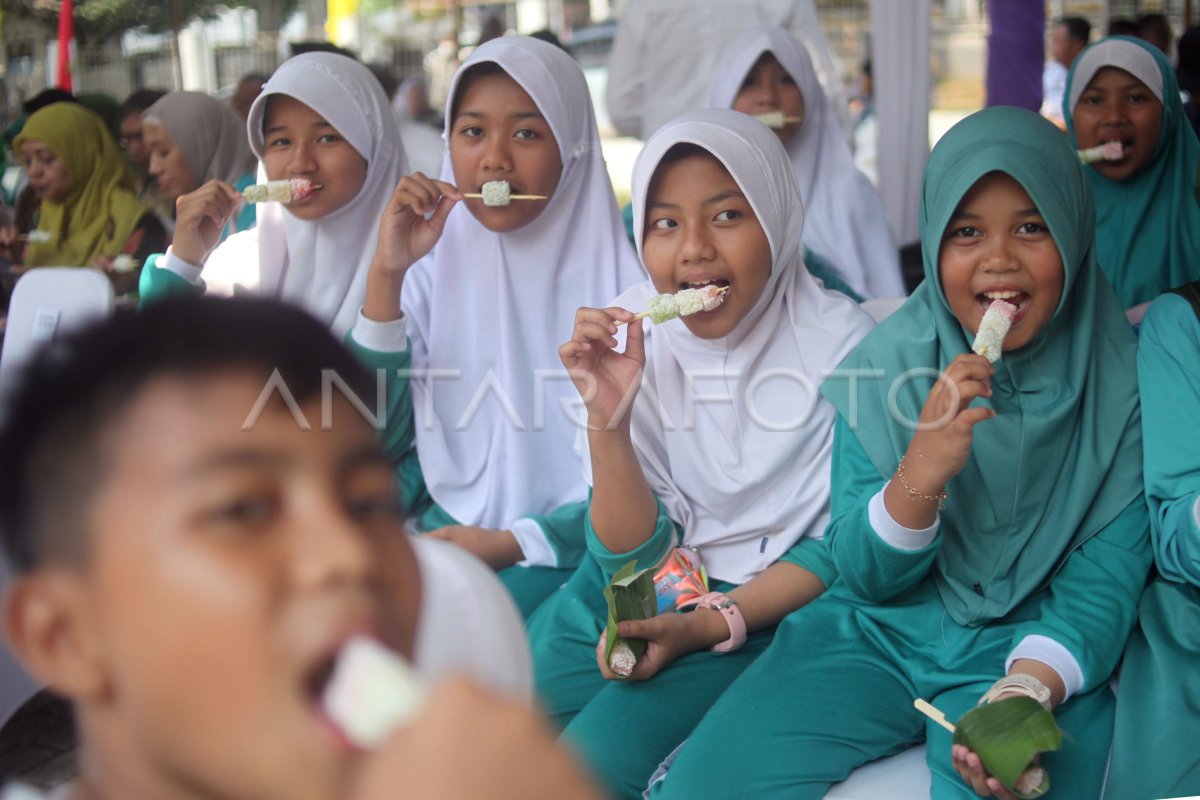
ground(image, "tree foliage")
xmin=1 ymin=0 xmax=298 ymax=42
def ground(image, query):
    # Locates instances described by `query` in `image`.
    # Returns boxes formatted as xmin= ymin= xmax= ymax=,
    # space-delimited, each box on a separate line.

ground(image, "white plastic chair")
xmin=860 ymin=296 xmax=907 ymax=323
xmin=0 ymin=267 xmax=114 ymax=727
xmin=0 ymin=268 xmax=115 ymax=390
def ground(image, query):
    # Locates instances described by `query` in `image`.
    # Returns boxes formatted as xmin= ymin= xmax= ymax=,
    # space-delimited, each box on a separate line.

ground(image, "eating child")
xmin=139 ymin=52 xmax=408 ymax=338
xmin=141 ymin=91 xmax=258 ymax=234
xmin=707 ymin=25 xmax=903 ymax=300
xmin=356 ymin=36 xmax=644 ymax=617
xmin=1065 ymin=36 xmax=1200 ymax=312
xmin=649 ymin=106 xmax=1152 ymax=799
xmin=0 ymin=296 xmax=583 ymax=800
xmin=534 ymin=108 xmax=873 ymax=798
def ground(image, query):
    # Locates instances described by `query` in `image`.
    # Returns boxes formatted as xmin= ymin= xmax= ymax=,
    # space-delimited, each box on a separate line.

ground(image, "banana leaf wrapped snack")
xmin=952 ymin=697 xmax=1062 ymax=799
xmin=602 ymin=561 xmax=658 ymax=678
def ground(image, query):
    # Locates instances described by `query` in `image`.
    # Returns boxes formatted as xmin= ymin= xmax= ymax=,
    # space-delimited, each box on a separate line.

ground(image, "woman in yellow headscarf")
xmin=7 ymin=101 xmax=166 ymax=291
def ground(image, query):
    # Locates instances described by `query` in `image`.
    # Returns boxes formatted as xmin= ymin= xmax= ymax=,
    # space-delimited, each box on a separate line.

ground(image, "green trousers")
xmin=529 ymin=556 xmax=774 ymax=799
xmin=651 ymin=580 xmax=1115 ymax=799
xmin=497 ymin=564 xmax=575 ymax=619
xmin=1107 ymin=578 xmax=1200 ymax=800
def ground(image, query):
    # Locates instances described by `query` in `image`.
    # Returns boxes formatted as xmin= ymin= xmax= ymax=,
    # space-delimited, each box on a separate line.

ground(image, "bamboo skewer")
xmin=461 ymin=193 xmax=547 ymax=201
xmin=914 ymin=698 xmax=957 ymax=733
xmin=616 ymin=286 xmax=731 ymax=326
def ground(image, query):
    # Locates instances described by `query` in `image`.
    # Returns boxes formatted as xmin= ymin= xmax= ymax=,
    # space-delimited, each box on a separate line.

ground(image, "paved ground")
xmin=0 ymin=691 xmax=77 ymax=791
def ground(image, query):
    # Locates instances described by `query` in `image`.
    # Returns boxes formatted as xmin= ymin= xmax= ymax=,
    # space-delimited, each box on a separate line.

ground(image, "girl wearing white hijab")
xmin=141 ymin=91 xmax=258 ymax=233
xmin=139 ymin=52 xmax=410 ymax=339
xmin=531 ymin=109 xmax=873 ymax=798
xmin=708 ymin=25 xmax=904 ymax=300
xmin=355 ymin=36 xmax=644 ymax=618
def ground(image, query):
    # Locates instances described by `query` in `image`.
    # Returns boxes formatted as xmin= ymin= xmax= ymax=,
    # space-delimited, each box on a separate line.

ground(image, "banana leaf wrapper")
xmin=602 ymin=560 xmax=658 ymax=680
xmin=953 ymin=696 xmax=1062 ymax=798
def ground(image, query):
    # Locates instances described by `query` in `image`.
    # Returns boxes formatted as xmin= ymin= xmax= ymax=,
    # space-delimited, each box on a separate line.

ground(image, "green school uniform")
xmin=139 ymin=262 xmax=579 ymax=618
xmin=532 ymin=106 xmax=874 ymax=799
xmin=1064 ymin=37 xmax=1200 ymax=309
xmin=1107 ymin=291 xmax=1200 ymax=800
xmin=528 ymin=496 xmax=836 ymax=799
xmin=652 ymin=107 xmax=1152 ymax=799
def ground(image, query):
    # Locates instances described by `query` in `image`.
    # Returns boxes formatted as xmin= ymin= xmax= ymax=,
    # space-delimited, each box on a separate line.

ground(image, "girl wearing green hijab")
xmin=649 ymin=107 xmax=1151 ymax=799
xmin=1106 ymin=284 xmax=1200 ymax=799
xmin=1065 ymin=36 xmax=1200 ymax=311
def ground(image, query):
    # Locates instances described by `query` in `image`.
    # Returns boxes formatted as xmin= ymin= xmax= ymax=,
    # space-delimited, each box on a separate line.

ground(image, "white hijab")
xmin=410 ymin=536 xmax=531 ymax=702
xmin=401 ymin=37 xmax=644 ymax=530
xmin=592 ymin=109 xmax=874 ymax=585
xmin=143 ymin=91 xmax=256 ymax=186
xmin=203 ymin=53 xmax=409 ymax=337
xmin=707 ymin=25 xmax=903 ymax=300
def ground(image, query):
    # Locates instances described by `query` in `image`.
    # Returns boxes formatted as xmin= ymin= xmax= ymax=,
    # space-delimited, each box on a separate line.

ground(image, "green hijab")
xmin=1064 ymin=36 xmax=1200 ymax=308
xmin=821 ymin=107 xmax=1142 ymax=626
xmin=14 ymin=102 xmax=145 ymax=267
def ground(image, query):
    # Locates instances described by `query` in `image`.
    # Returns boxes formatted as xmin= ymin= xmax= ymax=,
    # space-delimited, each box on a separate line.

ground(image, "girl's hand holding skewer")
xmin=364 ymin=172 xmax=461 ymax=322
xmin=172 ymin=179 xmax=243 ymax=266
xmin=886 ymin=353 xmax=995 ymax=528
xmin=559 ymin=306 xmax=644 ymax=431
xmin=371 ymin=172 xmax=462 ymax=279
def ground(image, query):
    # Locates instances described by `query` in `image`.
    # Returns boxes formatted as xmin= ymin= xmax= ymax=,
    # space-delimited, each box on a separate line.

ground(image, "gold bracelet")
xmin=896 ymin=455 xmax=947 ymax=510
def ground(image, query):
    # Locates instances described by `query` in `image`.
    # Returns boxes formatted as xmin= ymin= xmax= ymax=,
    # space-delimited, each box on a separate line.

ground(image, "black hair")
xmin=449 ymin=62 xmax=510 ymax=125
xmin=1138 ymin=13 xmax=1172 ymax=49
xmin=1056 ymin=16 xmax=1092 ymax=45
xmin=1177 ymin=25 xmax=1200 ymax=94
xmin=1139 ymin=12 xmax=1170 ymax=32
xmin=0 ymin=297 xmax=374 ymax=573
xmin=366 ymin=63 xmax=398 ymax=102
xmin=528 ymin=29 xmax=565 ymax=50
xmin=658 ymin=142 xmax=713 ymax=165
xmin=22 ymin=89 xmax=79 ymax=115
xmin=290 ymin=41 xmax=357 ymax=60
xmin=1108 ymin=18 xmax=1139 ymax=37
xmin=117 ymin=89 xmax=168 ymax=124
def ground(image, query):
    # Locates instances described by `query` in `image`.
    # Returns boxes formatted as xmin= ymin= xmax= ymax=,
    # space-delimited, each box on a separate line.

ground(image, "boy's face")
xmin=59 ymin=370 xmax=421 ymax=799
xmin=449 ymin=71 xmax=562 ymax=233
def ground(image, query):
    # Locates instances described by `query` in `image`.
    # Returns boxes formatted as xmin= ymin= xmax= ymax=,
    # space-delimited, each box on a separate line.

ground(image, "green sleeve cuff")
xmin=779 ymin=536 xmax=838 ymax=589
xmin=137 ymin=253 xmax=204 ymax=305
xmin=585 ymin=495 xmax=680 ymax=579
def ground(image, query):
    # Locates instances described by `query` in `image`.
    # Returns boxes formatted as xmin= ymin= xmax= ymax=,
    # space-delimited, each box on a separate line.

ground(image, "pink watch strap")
xmin=692 ymin=591 xmax=747 ymax=653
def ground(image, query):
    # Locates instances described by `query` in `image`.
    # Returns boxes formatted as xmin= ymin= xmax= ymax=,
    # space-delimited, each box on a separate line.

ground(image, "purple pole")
xmin=986 ymin=0 xmax=1045 ymax=110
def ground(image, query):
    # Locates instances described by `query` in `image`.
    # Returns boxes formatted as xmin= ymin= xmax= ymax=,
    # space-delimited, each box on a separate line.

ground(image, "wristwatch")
xmin=692 ymin=591 xmax=747 ymax=653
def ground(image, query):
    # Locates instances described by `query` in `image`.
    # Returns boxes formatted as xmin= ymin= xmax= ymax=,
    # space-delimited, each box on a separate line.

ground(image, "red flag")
xmin=56 ymin=0 xmax=73 ymax=91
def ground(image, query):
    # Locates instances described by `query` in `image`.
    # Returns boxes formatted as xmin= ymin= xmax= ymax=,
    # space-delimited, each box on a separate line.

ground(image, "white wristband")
xmin=978 ymin=674 xmax=1052 ymax=711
